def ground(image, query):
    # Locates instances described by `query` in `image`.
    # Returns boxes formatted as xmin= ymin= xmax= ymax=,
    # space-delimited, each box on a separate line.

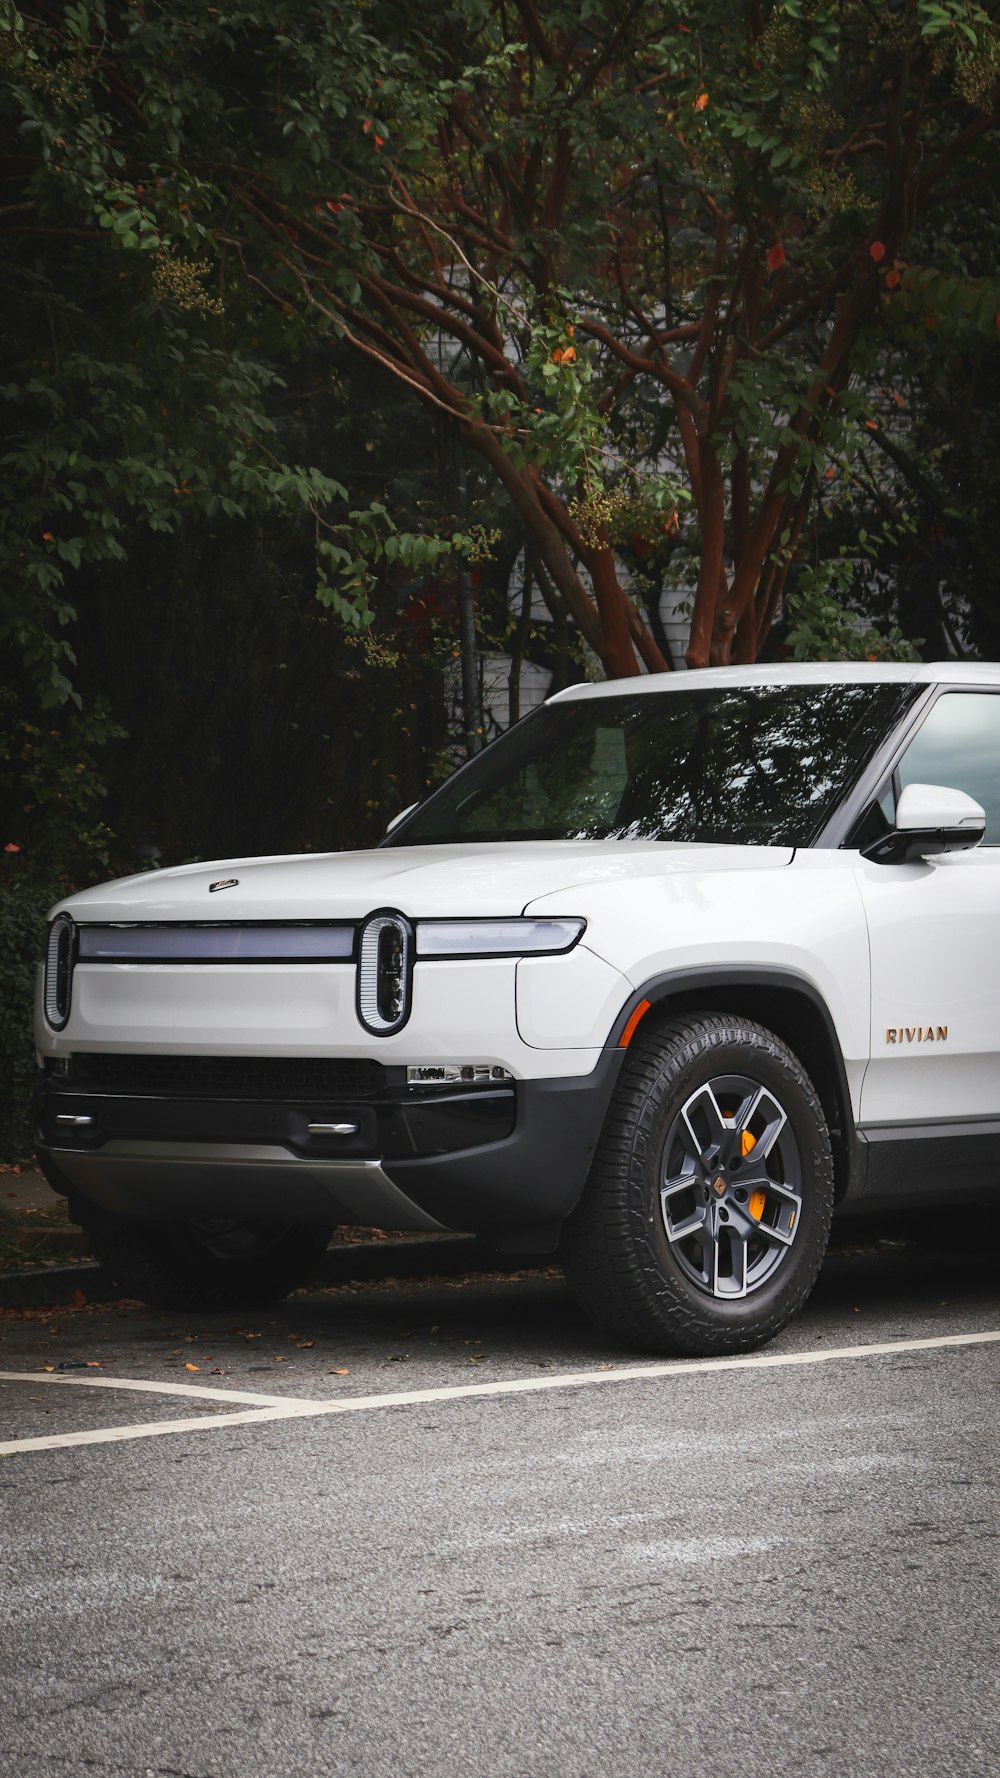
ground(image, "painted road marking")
xmin=1 ymin=1327 xmax=998 ymax=1458
xmin=0 ymin=1371 xmax=299 ymax=1407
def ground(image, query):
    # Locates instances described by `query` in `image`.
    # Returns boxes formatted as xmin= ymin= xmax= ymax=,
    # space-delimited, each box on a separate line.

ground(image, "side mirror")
xmin=385 ymin=802 xmax=418 ymax=836
xmin=862 ymin=782 xmax=986 ymax=865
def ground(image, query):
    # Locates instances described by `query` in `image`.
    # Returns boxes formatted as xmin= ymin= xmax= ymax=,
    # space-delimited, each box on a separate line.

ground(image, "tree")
xmin=4 ymin=1 xmax=999 ymax=682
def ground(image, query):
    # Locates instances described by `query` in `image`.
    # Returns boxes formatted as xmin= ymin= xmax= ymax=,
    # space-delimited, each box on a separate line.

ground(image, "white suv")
xmin=35 ymin=662 xmax=1000 ymax=1353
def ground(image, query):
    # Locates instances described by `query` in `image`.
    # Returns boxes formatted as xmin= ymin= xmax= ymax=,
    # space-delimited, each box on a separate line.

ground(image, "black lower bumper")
xmin=36 ymin=1052 xmax=625 ymax=1245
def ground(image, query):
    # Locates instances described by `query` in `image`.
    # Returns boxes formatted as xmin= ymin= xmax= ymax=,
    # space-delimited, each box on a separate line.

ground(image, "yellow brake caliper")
xmin=741 ymin=1129 xmax=767 ymax=1221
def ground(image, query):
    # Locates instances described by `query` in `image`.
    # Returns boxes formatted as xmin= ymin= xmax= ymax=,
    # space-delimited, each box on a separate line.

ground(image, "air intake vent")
xmin=44 ymin=915 xmax=75 ymax=1030
xmin=58 ymin=1053 xmax=387 ymax=1101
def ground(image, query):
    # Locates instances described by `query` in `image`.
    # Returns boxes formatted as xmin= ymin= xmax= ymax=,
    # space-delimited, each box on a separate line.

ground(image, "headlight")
xmin=415 ymin=918 xmax=585 ymax=958
xmin=44 ymin=914 xmax=75 ymax=1030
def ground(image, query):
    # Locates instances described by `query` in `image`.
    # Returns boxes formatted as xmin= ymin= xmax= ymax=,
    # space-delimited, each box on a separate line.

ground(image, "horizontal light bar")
xmin=76 ymin=924 xmax=355 ymax=963
xmin=415 ymin=918 xmax=585 ymax=959
xmin=407 ymin=1064 xmax=513 ymax=1088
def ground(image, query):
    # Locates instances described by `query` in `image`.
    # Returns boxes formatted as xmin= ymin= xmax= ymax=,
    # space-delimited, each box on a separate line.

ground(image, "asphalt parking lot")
xmin=1 ymin=1223 xmax=998 ymax=1778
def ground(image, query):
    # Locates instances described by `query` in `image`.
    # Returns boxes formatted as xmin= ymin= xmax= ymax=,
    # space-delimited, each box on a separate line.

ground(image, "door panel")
xmin=859 ymin=691 xmax=1000 ymax=1127
xmin=859 ymin=848 xmax=1000 ymax=1124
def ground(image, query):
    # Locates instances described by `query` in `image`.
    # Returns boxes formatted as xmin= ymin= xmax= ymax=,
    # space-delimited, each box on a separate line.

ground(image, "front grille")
xmin=57 ymin=1053 xmax=388 ymax=1102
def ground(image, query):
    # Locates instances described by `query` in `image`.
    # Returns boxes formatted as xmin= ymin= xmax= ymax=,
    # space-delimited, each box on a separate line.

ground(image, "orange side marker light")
xmin=618 ymin=999 xmax=652 ymax=1048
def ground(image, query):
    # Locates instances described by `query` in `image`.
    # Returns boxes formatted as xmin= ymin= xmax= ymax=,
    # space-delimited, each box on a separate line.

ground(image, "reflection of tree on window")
xmin=394 ymin=683 xmax=918 ymax=848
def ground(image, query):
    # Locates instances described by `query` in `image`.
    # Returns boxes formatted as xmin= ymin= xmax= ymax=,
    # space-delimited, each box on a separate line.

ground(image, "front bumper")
xmin=36 ymin=1051 xmax=625 ymax=1243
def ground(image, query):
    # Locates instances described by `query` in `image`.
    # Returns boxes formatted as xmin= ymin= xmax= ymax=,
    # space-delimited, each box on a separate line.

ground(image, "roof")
xmin=550 ymin=660 xmax=1000 ymax=703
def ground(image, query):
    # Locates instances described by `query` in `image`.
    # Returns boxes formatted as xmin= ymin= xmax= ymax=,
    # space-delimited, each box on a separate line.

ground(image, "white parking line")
xmin=1 ymin=1327 xmax=998 ymax=1458
xmin=0 ymin=1370 xmax=301 ymax=1407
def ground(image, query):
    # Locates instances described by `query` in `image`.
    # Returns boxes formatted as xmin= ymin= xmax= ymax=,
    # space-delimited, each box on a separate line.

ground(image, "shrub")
xmin=0 ymin=692 xmax=127 ymax=1160
xmin=0 ymin=862 xmax=64 ymax=1161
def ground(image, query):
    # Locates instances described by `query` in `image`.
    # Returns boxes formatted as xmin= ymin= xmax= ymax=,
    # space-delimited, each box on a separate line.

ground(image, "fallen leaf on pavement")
xmin=184 ymin=1362 xmax=200 ymax=1372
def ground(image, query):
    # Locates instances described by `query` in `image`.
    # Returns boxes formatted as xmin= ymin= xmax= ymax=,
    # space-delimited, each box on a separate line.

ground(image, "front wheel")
xmin=560 ymin=1013 xmax=835 ymax=1355
xmin=78 ymin=1210 xmax=335 ymax=1311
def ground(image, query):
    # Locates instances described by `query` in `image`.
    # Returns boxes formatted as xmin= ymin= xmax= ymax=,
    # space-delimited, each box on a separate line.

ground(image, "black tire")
xmin=560 ymin=1012 xmax=835 ymax=1356
xmin=79 ymin=1210 xmax=335 ymax=1311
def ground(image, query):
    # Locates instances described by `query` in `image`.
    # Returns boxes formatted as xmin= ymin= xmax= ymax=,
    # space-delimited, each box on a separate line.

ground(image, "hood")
xmin=55 ymin=840 xmax=795 ymax=924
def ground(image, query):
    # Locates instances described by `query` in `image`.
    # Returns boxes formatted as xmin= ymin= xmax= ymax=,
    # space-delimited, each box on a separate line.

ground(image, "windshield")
xmin=388 ymin=682 xmax=917 ymax=848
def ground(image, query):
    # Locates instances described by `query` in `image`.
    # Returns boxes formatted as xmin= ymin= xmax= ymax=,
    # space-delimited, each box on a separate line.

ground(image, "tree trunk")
xmin=462 ymin=418 xmax=667 ymax=678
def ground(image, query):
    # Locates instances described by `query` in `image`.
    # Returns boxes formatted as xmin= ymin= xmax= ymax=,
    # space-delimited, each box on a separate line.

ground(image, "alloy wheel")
xmin=659 ymin=1073 xmax=803 ymax=1300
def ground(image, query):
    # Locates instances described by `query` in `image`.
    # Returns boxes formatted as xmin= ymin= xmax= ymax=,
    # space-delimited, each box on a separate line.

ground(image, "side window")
xmin=897 ymin=692 xmax=1000 ymax=842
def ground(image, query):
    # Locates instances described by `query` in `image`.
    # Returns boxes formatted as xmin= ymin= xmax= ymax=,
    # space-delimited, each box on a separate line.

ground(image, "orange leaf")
xmin=693 ymin=91 xmax=709 ymax=111
xmin=886 ymin=268 xmax=901 ymax=289
xmin=184 ymin=1362 xmax=200 ymax=1371
xmin=766 ymin=242 xmax=785 ymax=273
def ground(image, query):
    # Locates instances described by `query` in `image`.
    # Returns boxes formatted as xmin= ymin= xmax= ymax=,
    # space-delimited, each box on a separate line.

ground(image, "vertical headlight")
xmin=357 ymin=911 xmax=413 ymax=1035
xmin=44 ymin=914 xmax=75 ymax=1030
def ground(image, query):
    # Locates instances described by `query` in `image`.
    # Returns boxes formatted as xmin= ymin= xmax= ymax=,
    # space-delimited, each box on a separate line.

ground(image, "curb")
xmin=0 ymin=1234 xmax=554 ymax=1311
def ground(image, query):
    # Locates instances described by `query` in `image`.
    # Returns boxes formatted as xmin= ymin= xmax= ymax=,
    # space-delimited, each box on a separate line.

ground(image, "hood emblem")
xmin=209 ymin=878 xmax=239 ymax=893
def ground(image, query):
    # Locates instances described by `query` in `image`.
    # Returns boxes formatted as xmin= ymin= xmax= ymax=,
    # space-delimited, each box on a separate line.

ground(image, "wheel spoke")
xmin=733 ymin=1187 xmax=801 ymax=1249
xmin=661 ymin=1176 xmax=708 ymax=1244
xmin=713 ymin=1223 xmax=749 ymax=1298
xmin=681 ymin=1082 xmax=730 ymax=1162
xmin=738 ymin=1086 xmax=787 ymax=1160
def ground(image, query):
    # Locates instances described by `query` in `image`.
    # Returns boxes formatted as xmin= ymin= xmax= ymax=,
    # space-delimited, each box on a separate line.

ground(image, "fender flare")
xmin=605 ymin=965 xmax=864 ymax=1202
